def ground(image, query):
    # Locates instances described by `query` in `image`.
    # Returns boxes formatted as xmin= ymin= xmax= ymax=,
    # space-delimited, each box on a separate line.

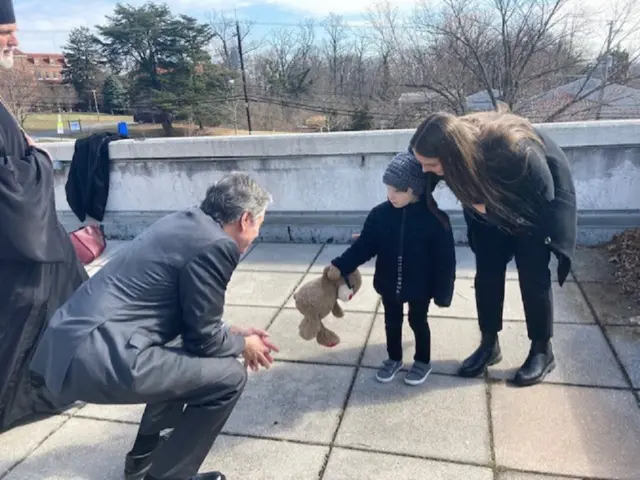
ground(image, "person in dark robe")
xmin=0 ymin=0 xmax=88 ymax=432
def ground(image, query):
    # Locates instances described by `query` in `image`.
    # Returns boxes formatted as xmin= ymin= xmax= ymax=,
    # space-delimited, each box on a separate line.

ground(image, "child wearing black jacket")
xmin=330 ymin=152 xmax=456 ymax=385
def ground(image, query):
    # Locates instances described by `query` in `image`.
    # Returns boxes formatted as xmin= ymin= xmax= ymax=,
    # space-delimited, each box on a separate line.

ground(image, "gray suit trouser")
xmin=61 ymin=338 xmax=247 ymax=480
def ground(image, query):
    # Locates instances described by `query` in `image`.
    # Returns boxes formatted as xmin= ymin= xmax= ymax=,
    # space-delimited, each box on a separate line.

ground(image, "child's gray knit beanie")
xmin=383 ymin=152 xmax=426 ymax=197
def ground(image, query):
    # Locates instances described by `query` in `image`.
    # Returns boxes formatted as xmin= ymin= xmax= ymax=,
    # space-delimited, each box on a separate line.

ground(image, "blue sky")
xmin=14 ymin=0 xmax=419 ymax=53
xmin=14 ymin=0 xmax=622 ymax=55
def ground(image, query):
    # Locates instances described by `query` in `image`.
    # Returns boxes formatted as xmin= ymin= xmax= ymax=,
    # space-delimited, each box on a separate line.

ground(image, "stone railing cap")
xmin=42 ymin=119 xmax=640 ymax=161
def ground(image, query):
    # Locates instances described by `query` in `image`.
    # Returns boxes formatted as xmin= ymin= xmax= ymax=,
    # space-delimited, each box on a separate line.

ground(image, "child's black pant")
xmin=381 ymin=296 xmax=431 ymax=364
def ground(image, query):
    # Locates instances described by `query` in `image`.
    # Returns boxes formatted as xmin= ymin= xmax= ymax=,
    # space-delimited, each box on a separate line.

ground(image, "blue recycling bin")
xmin=117 ymin=122 xmax=128 ymax=136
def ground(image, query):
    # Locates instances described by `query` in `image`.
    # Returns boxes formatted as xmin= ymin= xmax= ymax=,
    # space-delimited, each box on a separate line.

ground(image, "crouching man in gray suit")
xmin=30 ymin=172 xmax=279 ymax=480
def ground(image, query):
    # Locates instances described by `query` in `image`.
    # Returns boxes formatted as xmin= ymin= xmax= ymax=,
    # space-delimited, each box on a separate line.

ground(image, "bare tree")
xmin=411 ymin=0 xmax=582 ymax=111
xmin=322 ymin=13 xmax=351 ymax=96
xmin=399 ymin=32 xmax=477 ymax=114
xmin=0 ymin=62 xmax=45 ymax=127
xmin=347 ymin=34 xmax=370 ymax=102
xmin=365 ymin=1 xmax=404 ymax=101
xmin=208 ymin=11 xmax=259 ymax=68
xmin=41 ymin=84 xmax=79 ymax=113
xmin=233 ymin=0 xmax=638 ymax=131
xmin=255 ymin=21 xmax=318 ymax=97
xmin=540 ymin=0 xmax=640 ymax=121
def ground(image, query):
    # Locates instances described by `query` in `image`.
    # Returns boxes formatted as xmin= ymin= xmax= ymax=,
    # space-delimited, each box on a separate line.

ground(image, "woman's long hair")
xmin=410 ymin=108 xmax=545 ymax=230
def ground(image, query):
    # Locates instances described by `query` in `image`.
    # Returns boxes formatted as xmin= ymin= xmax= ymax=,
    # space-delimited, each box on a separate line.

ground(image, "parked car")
xmin=133 ymin=108 xmax=173 ymax=125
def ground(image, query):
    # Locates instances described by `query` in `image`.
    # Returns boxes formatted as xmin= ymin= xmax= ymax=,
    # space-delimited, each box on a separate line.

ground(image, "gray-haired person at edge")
xmin=409 ymin=107 xmax=577 ymax=387
xmin=30 ymin=173 xmax=280 ymax=480
xmin=0 ymin=0 xmax=88 ymax=433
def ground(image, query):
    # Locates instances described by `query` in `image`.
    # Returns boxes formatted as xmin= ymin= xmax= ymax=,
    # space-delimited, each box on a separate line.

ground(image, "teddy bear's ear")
xmin=324 ymin=264 xmax=342 ymax=282
xmin=322 ymin=265 xmax=331 ymax=279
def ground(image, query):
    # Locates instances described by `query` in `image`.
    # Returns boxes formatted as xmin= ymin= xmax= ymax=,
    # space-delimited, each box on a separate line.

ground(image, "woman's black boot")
xmin=458 ymin=333 xmax=502 ymax=378
xmin=511 ymin=340 xmax=555 ymax=387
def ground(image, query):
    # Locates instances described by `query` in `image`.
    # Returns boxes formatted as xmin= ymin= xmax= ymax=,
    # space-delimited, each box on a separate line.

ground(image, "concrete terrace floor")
xmin=2 ymin=241 xmax=640 ymax=480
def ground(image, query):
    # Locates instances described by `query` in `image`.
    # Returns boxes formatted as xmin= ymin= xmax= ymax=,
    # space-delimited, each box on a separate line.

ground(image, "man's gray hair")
xmin=200 ymin=172 xmax=272 ymax=225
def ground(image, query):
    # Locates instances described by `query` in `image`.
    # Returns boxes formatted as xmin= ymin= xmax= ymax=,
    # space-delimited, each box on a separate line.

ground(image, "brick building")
xmin=13 ymin=49 xmax=65 ymax=83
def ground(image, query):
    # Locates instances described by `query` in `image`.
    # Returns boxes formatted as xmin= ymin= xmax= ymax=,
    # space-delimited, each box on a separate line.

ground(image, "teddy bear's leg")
xmin=299 ymin=315 xmax=322 ymax=341
xmin=331 ymin=301 xmax=344 ymax=318
xmin=317 ymin=324 xmax=340 ymax=348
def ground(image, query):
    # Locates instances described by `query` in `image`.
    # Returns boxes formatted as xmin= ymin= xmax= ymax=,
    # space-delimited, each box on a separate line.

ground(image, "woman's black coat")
xmin=413 ymin=127 xmax=577 ymax=285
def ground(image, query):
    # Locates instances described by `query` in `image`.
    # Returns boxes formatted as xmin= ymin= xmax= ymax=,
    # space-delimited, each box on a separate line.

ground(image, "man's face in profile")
xmin=0 ymin=23 xmax=18 ymax=70
xmin=235 ymin=211 xmax=265 ymax=253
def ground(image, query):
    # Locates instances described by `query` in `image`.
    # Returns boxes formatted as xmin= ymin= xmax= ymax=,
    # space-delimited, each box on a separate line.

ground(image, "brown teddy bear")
xmin=293 ymin=264 xmax=363 ymax=347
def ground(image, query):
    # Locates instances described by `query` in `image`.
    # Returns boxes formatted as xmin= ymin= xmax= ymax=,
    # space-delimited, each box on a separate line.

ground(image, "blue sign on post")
xmin=117 ymin=122 xmax=128 ymax=136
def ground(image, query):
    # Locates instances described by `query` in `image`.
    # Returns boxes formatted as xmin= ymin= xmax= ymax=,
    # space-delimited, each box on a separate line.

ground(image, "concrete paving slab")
xmin=237 ymin=243 xmax=322 ymax=272
xmin=453 ymin=246 xmax=489 ymax=279
xmin=605 ymin=326 xmax=640 ymax=388
xmin=223 ymin=305 xmax=279 ymax=330
xmin=202 ymin=435 xmax=328 ymax=480
xmin=487 ymin=323 xmax=629 ymax=388
xmin=76 ymin=404 xmax=145 ymax=424
xmin=322 ymin=447 xmax=494 ymax=480
xmin=334 ymin=370 xmax=490 ymax=465
xmin=361 ymin=314 xmax=481 ymax=375
xmin=57 ymin=401 xmax=86 ymax=417
xmin=266 ymin=309 xmax=374 ymax=365
xmin=3 ymin=418 xmax=136 ymax=480
xmin=223 ymin=362 xmax=355 ymax=443
xmin=418 ymin=279 xmax=594 ymax=324
xmin=309 ymin=244 xmax=376 ymax=275
xmin=497 ymin=472 xmax=576 ymax=480
xmin=226 ymin=271 xmax=304 ymax=307
xmin=580 ymin=282 xmax=640 ymax=327
xmin=549 ymin=281 xmax=596 ymax=324
xmin=0 ymin=415 xmax=69 ymax=475
xmin=571 ymin=246 xmax=617 ymax=283
xmin=285 ymin=273 xmax=381 ymax=313
xmin=491 ymin=383 xmax=640 ymax=479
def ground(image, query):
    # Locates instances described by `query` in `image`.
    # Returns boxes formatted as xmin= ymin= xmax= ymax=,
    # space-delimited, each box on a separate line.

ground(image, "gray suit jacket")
xmin=30 ymin=207 xmax=246 ymax=397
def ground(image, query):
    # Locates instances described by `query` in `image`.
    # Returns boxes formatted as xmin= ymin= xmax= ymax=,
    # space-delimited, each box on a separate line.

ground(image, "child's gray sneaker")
xmin=376 ymin=359 xmax=403 ymax=383
xmin=404 ymin=361 xmax=432 ymax=386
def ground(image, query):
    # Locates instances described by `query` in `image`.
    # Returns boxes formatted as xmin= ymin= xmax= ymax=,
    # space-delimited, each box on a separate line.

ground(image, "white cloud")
xmin=264 ymin=0 xmax=420 ymax=17
xmin=163 ymin=0 xmax=254 ymax=8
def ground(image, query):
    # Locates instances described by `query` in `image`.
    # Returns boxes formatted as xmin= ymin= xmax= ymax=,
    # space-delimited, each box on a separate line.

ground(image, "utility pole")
xmin=596 ymin=21 xmax=614 ymax=121
xmin=235 ymin=20 xmax=252 ymax=134
xmin=91 ymin=89 xmax=100 ymax=121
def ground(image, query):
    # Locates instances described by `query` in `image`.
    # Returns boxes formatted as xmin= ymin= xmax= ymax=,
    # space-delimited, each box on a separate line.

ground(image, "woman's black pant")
xmin=468 ymin=213 xmax=554 ymax=341
xmin=381 ymin=296 xmax=431 ymax=364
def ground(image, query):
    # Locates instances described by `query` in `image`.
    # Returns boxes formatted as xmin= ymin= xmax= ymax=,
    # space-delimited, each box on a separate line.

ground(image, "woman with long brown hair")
xmin=409 ymin=109 xmax=577 ymax=386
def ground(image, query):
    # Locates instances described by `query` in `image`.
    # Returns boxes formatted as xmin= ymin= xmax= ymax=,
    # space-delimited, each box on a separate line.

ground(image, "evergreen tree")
xmin=97 ymin=2 xmax=224 ymax=133
xmin=62 ymin=27 xmax=104 ymax=111
xmin=349 ymin=105 xmax=374 ymax=131
xmin=102 ymin=74 xmax=128 ymax=114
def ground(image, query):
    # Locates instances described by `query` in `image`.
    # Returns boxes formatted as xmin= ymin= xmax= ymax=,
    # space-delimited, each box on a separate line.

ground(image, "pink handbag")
xmin=70 ymin=224 xmax=106 ymax=265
